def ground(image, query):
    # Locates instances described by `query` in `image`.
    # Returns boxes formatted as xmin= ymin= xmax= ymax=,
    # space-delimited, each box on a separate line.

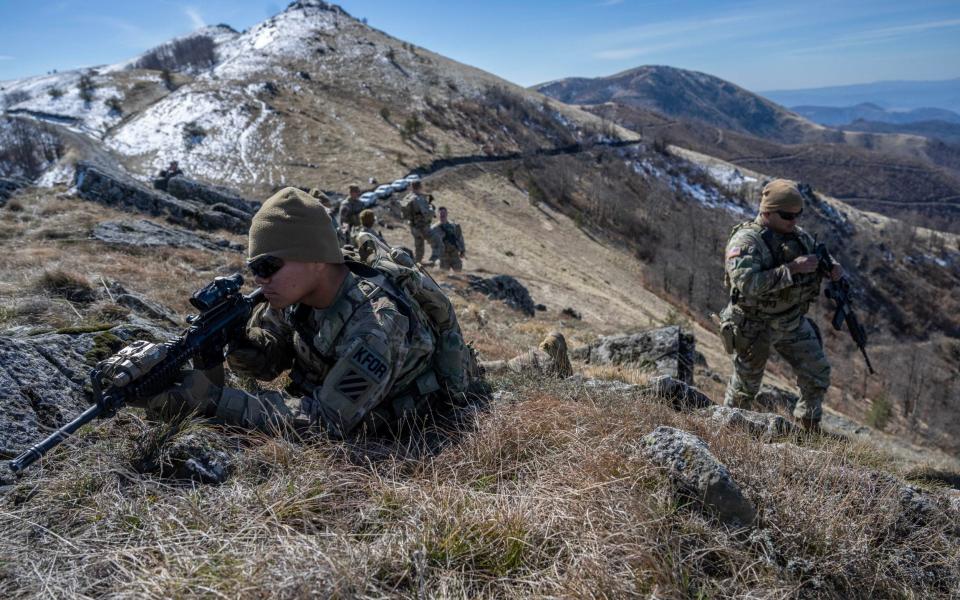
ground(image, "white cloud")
xmin=786 ymin=18 xmax=960 ymax=55
xmin=185 ymin=6 xmax=205 ymax=29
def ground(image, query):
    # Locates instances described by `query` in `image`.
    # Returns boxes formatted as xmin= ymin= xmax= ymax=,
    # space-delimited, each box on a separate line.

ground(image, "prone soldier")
xmin=97 ymin=187 xmax=481 ymax=438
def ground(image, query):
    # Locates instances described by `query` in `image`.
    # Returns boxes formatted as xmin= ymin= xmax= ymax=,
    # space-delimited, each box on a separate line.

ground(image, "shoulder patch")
xmin=335 ymin=369 xmax=373 ymax=403
xmin=350 ymin=343 xmax=389 ymax=383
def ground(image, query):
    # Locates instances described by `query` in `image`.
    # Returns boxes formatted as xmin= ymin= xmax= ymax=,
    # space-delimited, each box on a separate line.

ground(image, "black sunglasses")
xmin=777 ymin=209 xmax=802 ymax=221
xmin=247 ymin=255 xmax=284 ymax=279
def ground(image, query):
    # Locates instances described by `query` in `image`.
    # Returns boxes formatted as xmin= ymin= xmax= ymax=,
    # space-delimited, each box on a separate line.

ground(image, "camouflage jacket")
xmin=431 ymin=222 xmax=465 ymax=254
xmin=226 ymin=270 xmax=437 ymax=436
xmin=403 ymin=193 xmax=435 ymax=229
xmin=339 ymin=198 xmax=364 ymax=229
xmin=724 ymin=219 xmax=821 ymax=322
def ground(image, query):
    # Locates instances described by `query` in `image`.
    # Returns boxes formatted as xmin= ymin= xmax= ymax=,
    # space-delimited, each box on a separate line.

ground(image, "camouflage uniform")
xmin=402 ymin=192 xmax=435 ymax=263
xmin=430 ymin=221 xmax=466 ymax=272
xmin=721 ymin=218 xmax=829 ymax=423
xmin=339 ymin=197 xmax=364 ymax=241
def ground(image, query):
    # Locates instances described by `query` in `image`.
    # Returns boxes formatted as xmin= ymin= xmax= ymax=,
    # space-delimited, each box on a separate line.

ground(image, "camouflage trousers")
xmin=410 ymin=224 xmax=433 ymax=263
xmin=438 ymin=249 xmax=463 ymax=272
xmin=723 ymin=316 xmax=830 ymax=422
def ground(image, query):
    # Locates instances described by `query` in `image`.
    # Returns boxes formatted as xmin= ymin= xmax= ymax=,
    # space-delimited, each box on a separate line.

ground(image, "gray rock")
xmin=641 ymin=375 xmax=713 ymax=411
xmin=0 ymin=176 xmax=29 ymax=206
xmin=74 ymin=161 xmax=250 ymax=234
xmin=466 ymin=274 xmax=536 ymax=316
xmin=165 ymin=175 xmax=259 ymax=215
xmin=701 ymin=405 xmax=796 ymax=439
xmin=0 ymin=326 xmax=163 ymax=459
xmin=641 ymin=426 xmax=756 ymax=527
xmin=571 ymin=325 xmax=696 ymax=384
xmin=92 ymin=219 xmax=243 ymax=253
xmin=754 ymin=384 xmax=798 ymax=413
xmin=133 ymin=430 xmax=233 ymax=485
xmin=115 ymin=293 xmax=180 ymax=325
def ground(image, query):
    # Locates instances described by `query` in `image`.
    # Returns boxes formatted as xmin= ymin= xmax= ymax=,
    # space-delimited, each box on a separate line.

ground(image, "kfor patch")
xmin=350 ymin=343 xmax=389 ymax=383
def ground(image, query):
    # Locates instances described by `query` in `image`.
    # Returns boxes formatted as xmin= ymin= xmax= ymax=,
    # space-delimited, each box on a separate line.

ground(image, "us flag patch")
xmin=336 ymin=370 xmax=372 ymax=402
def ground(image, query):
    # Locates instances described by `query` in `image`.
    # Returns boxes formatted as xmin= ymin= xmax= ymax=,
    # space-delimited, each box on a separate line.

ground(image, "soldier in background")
xmin=152 ymin=160 xmax=183 ymax=191
xmin=430 ymin=206 xmax=466 ymax=272
xmin=339 ymin=184 xmax=364 ymax=242
xmin=400 ymin=180 xmax=435 ymax=264
xmin=719 ymin=179 xmax=843 ymax=433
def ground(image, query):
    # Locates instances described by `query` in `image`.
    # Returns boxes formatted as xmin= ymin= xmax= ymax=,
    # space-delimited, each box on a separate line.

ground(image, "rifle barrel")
xmin=8 ymin=403 xmax=105 ymax=474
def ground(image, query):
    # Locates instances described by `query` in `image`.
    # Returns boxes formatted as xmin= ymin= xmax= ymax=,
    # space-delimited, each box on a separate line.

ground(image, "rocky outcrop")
xmin=74 ymin=161 xmax=250 ymax=233
xmin=642 ymin=375 xmax=713 ymax=411
xmin=0 ymin=176 xmax=29 ymax=206
xmin=92 ymin=219 xmax=244 ymax=253
xmin=165 ymin=175 xmax=260 ymax=215
xmin=466 ymin=274 xmax=536 ymax=316
xmin=641 ymin=426 xmax=756 ymax=527
xmin=571 ymin=325 xmax=696 ymax=384
xmin=702 ymin=405 xmax=796 ymax=439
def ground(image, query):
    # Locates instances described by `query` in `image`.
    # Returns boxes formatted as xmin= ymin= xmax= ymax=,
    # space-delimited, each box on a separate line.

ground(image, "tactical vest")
xmin=724 ymin=221 xmax=820 ymax=318
xmin=439 ymin=223 xmax=460 ymax=248
xmin=347 ymin=232 xmax=479 ymax=393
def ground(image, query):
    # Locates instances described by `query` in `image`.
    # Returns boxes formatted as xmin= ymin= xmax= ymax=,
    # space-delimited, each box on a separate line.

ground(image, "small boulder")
xmin=572 ymin=326 xmax=696 ymax=384
xmin=466 ymin=274 xmax=536 ymax=316
xmin=702 ymin=405 xmax=796 ymax=439
xmin=641 ymin=426 xmax=756 ymax=527
xmin=641 ymin=375 xmax=712 ymax=411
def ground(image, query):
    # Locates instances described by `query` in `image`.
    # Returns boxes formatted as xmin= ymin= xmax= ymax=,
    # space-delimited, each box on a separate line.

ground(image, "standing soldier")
xmin=352 ymin=208 xmax=386 ymax=263
xmin=430 ymin=206 xmax=466 ymax=272
xmin=339 ymin=184 xmax=364 ymax=243
xmin=400 ymin=180 xmax=435 ymax=263
xmin=719 ymin=179 xmax=843 ymax=433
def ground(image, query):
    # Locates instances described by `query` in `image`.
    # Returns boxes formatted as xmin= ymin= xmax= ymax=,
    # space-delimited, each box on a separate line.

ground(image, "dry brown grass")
xmin=2 ymin=375 xmax=958 ymax=598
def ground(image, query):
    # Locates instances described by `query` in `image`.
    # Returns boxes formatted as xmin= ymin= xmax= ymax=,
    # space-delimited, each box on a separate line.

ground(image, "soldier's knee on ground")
xmin=214 ymin=388 xmax=297 ymax=433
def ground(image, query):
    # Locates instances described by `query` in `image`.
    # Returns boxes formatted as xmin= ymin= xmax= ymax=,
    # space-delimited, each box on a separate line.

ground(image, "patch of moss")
xmin=57 ymin=322 xmax=114 ymax=335
xmin=84 ymin=331 xmax=124 ymax=365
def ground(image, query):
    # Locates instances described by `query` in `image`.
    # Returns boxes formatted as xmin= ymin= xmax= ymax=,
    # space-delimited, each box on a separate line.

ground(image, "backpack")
xmin=345 ymin=234 xmax=479 ymax=393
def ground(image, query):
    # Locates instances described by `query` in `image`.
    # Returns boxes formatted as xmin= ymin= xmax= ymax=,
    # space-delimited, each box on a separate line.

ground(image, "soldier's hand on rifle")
xmin=97 ymin=341 xmax=169 ymax=388
xmin=788 ymin=255 xmax=819 ymax=275
xmin=830 ymin=263 xmax=844 ymax=281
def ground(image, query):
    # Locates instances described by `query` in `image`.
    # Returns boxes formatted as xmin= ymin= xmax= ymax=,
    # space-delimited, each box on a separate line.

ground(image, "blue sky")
xmin=1 ymin=0 xmax=958 ymax=91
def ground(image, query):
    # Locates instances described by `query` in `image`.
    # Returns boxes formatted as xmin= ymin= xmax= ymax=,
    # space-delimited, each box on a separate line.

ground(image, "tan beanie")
xmin=359 ymin=209 xmax=375 ymax=227
xmin=759 ymin=179 xmax=804 ymax=212
xmin=248 ymin=187 xmax=343 ymax=263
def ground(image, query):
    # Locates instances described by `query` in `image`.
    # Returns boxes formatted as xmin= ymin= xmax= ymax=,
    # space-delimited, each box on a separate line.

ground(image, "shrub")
xmin=182 ymin=121 xmax=206 ymax=149
xmin=160 ymin=69 xmax=175 ymax=91
xmin=77 ymin=73 xmax=96 ymax=104
xmin=401 ymin=115 xmax=424 ymax=140
xmin=36 ymin=269 xmax=97 ymax=304
xmin=379 ymin=107 xmax=390 ymax=122
xmin=104 ymin=96 xmax=123 ymax=116
xmin=133 ymin=35 xmax=216 ymax=72
xmin=866 ymin=394 xmax=893 ymax=430
xmin=47 ymin=88 xmax=64 ymax=100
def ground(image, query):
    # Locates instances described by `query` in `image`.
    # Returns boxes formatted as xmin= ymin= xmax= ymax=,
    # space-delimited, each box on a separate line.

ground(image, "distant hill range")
xmin=791 ymin=102 xmax=960 ymax=127
xmin=534 ymin=65 xmax=820 ymax=144
xmin=536 ymin=65 xmax=960 ymax=232
xmin=761 ymin=78 xmax=960 ymax=114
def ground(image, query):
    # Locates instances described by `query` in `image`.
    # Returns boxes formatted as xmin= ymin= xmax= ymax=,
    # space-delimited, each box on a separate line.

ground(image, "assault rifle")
xmin=814 ymin=244 xmax=875 ymax=375
xmin=8 ymin=274 xmax=264 ymax=474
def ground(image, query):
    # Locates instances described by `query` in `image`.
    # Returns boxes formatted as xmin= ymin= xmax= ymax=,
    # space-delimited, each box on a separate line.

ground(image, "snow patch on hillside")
xmin=106 ymin=87 xmax=283 ymax=185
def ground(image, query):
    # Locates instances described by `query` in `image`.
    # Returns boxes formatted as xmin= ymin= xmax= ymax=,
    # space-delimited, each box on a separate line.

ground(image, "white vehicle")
xmin=374 ymin=184 xmax=393 ymax=198
xmin=403 ymin=174 xmax=421 ymax=182
xmin=390 ymin=179 xmax=409 ymax=192
xmin=360 ymin=192 xmax=376 ymax=206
